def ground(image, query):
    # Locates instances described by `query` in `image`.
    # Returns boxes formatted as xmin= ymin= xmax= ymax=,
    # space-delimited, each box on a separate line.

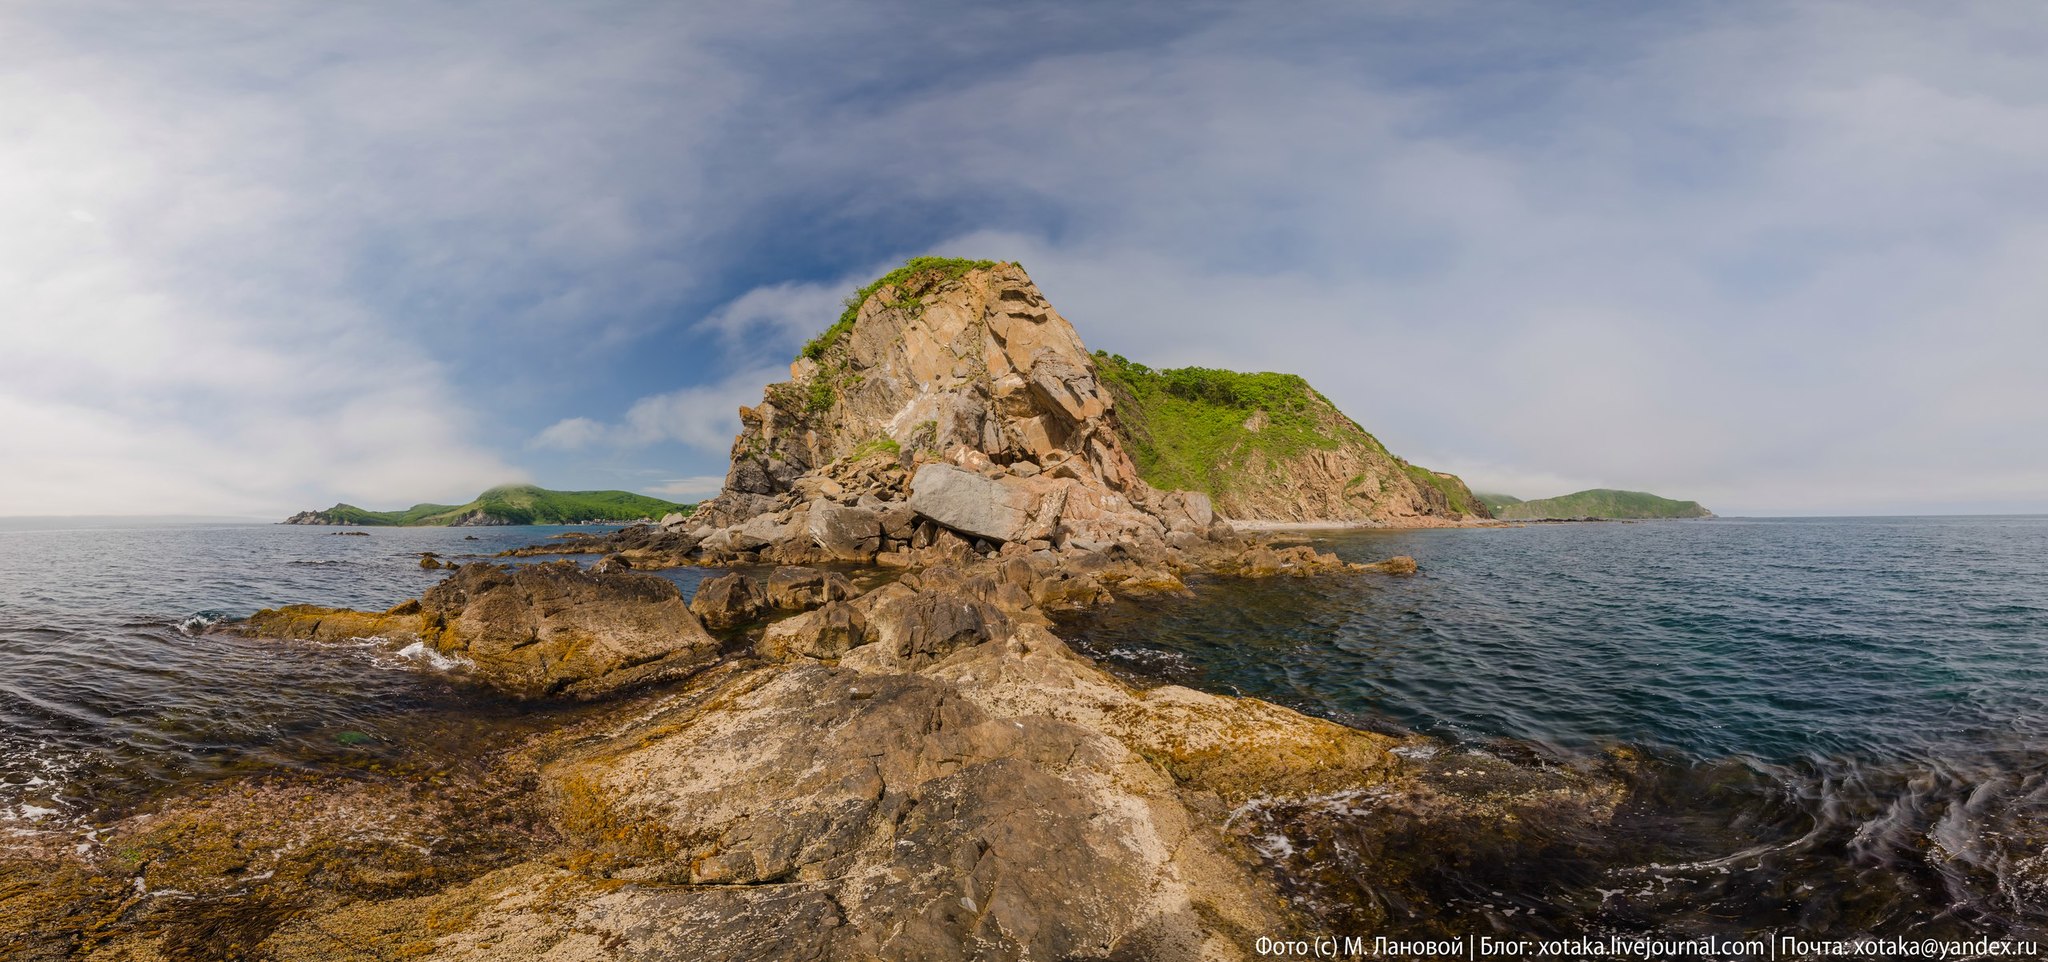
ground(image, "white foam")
xmin=393 ymin=641 xmax=472 ymax=673
xmin=177 ymin=611 xmax=228 ymax=636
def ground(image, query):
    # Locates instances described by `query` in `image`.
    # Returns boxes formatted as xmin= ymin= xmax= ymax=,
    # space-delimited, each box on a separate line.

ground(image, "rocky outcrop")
xmin=237 ymin=562 xmax=719 ymax=700
xmin=1094 ymin=353 xmax=1493 ymax=525
xmin=671 ymin=262 xmax=1201 ymax=567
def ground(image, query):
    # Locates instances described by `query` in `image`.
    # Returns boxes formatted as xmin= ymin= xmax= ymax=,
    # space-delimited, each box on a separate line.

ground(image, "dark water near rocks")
xmin=1063 ymin=516 xmax=2048 ymax=945
xmin=4 ymin=516 xmax=2045 ymax=947
xmin=0 ymin=521 xmax=716 ymax=829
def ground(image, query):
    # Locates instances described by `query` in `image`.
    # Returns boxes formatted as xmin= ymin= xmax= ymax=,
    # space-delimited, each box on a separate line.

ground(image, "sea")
xmin=2 ymin=516 xmax=2044 ymax=946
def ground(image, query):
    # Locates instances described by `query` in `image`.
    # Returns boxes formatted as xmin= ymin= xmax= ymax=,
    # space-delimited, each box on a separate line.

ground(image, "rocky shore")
xmin=1 ymin=545 xmax=1629 ymax=960
xmin=0 ymin=262 xmax=1624 ymax=959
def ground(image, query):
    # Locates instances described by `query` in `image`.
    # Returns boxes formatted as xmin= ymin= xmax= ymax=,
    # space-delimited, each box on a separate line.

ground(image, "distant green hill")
xmin=284 ymin=485 xmax=693 ymax=527
xmin=1489 ymin=488 xmax=1712 ymax=520
xmin=1476 ymin=492 xmax=1524 ymax=514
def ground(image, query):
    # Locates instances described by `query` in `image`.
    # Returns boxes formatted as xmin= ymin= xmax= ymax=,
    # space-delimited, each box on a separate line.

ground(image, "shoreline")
xmin=1225 ymin=516 xmax=1511 ymax=532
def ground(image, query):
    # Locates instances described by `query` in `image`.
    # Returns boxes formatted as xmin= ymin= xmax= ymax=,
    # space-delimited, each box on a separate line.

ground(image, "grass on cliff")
xmin=1491 ymin=489 xmax=1712 ymax=520
xmin=1093 ymin=352 xmax=1389 ymax=496
xmin=800 ymin=257 xmax=999 ymax=361
xmin=300 ymin=485 xmax=693 ymax=526
xmin=1402 ymin=463 xmax=1483 ymax=517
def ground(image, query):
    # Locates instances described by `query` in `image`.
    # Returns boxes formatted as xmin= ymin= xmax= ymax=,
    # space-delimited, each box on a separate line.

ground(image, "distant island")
xmin=283 ymin=484 xmax=694 ymax=526
xmin=1479 ymin=488 xmax=1713 ymax=520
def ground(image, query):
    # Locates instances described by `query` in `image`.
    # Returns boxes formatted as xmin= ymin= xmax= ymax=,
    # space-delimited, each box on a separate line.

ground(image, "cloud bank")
xmin=4 ymin=1 xmax=2043 ymax=516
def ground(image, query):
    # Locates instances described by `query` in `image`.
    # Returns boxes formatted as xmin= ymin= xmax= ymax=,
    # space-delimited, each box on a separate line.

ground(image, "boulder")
xmin=1360 ymin=554 xmax=1419 ymax=575
xmin=906 ymin=463 xmax=1041 ymax=543
xmin=757 ymin=601 xmax=867 ymax=662
xmin=805 ymin=501 xmax=882 ymax=562
xmin=730 ymin=512 xmax=794 ymax=551
xmin=690 ymin=572 xmax=767 ymax=630
xmin=416 ymin=562 xmax=720 ymax=699
xmin=843 ymin=588 xmax=1012 ymax=672
xmin=764 ymin=566 xmax=856 ymax=611
xmin=240 ymin=562 xmax=719 ymax=700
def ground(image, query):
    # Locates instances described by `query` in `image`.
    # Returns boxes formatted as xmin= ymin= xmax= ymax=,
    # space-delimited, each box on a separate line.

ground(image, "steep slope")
xmin=1492 ymin=488 xmax=1712 ymax=520
xmin=1095 ymin=354 xmax=1488 ymax=523
xmin=693 ymin=258 xmax=1481 ymax=532
xmin=284 ymin=485 xmax=691 ymax=526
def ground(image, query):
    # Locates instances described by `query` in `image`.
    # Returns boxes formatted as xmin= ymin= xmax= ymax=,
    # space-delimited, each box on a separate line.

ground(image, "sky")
xmin=2 ymin=1 xmax=2044 ymax=518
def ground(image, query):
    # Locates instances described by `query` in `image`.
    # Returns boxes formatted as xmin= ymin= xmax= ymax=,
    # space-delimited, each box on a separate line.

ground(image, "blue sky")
xmin=3 ymin=1 xmax=2044 ymax=517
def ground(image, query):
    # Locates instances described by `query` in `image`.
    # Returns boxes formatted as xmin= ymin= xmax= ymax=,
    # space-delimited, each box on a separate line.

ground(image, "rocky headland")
xmin=283 ymin=485 xmax=690 ymax=527
xmin=0 ymin=261 xmax=1615 ymax=960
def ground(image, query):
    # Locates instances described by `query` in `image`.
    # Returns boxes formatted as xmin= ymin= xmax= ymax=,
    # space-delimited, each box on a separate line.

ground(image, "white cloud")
xmin=524 ymin=364 xmax=786 ymax=457
xmin=646 ymin=476 xmax=729 ymax=501
xmin=529 ymin=417 xmax=608 ymax=451
xmin=6 ymin=1 xmax=2045 ymax=517
xmin=697 ymin=280 xmax=852 ymax=352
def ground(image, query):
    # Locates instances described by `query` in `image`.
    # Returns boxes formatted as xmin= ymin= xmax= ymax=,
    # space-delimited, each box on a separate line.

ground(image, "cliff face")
xmin=708 ymin=260 xmax=1140 ymax=514
xmin=1096 ymin=355 xmax=1490 ymax=524
xmin=696 ymin=260 xmax=1481 ymax=534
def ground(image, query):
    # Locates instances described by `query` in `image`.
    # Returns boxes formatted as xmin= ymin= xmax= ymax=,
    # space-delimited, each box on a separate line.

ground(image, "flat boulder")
xmin=805 ymin=501 xmax=882 ymax=562
xmin=416 ymin=562 xmax=720 ymax=699
xmin=240 ymin=562 xmax=720 ymax=701
xmin=906 ymin=462 xmax=1049 ymax=544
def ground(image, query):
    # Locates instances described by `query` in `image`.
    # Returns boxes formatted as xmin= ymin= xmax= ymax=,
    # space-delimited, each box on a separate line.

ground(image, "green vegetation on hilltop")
xmin=1403 ymin=464 xmax=1484 ymax=517
xmin=1476 ymin=492 xmax=1524 ymax=514
xmin=1490 ymin=489 xmax=1712 ymax=520
xmin=801 ymin=257 xmax=1000 ymax=361
xmin=287 ymin=485 xmax=693 ymax=526
xmin=1093 ymin=351 xmax=1384 ymax=495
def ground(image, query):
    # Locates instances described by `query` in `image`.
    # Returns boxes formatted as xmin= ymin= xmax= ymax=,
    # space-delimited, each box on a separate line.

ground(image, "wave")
xmin=176 ymin=610 xmax=230 ymax=636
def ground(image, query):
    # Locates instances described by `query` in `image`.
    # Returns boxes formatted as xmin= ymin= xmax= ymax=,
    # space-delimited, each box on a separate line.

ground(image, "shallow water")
xmin=1062 ymin=517 xmax=2048 ymax=943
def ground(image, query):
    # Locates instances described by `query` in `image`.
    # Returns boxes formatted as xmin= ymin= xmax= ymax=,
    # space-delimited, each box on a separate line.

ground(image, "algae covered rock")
xmin=237 ymin=561 xmax=719 ymax=700
xmin=418 ymin=561 xmax=718 ymax=699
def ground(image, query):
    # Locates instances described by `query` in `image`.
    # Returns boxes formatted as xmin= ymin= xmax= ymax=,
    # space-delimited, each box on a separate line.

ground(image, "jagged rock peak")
xmin=704 ymin=260 xmax=1141 ymax=520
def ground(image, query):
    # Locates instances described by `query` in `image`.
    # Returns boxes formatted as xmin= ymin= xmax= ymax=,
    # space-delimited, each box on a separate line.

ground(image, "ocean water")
xmin=3 ymin=516 xmax=2045 ymax=944
xmin=1062 ymin=516 xmax=2048 ymax=941
xmin=0 ymin=521 xmax=716 ymax=828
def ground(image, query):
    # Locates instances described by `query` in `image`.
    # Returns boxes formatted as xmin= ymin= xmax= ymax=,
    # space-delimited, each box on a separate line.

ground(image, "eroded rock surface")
xmin=237 ymin=561 xmax=720 ymax=700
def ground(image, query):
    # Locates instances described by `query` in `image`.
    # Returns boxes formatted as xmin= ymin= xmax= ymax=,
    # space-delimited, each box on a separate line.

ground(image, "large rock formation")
xmin=1093 ymin=353 xmax=1492 ymax=525
xmin=563 ymin=259 xmax=1474 ymax=586
xmin=680 ymin=260 xmax=1180 ymax=560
